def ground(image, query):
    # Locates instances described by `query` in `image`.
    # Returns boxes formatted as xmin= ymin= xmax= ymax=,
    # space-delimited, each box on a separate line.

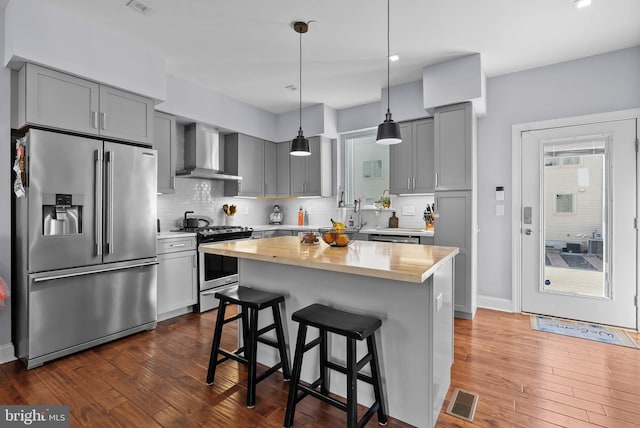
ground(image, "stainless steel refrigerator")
xmin=14 ymin=129 xmax=158 ymax=369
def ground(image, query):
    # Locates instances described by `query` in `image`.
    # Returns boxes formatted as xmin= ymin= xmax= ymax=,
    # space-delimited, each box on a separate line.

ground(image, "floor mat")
xmin=530 ymin=315 xmax=638 ymax=348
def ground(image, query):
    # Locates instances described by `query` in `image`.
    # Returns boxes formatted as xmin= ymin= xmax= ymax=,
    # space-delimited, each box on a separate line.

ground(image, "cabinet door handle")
xmin=100 ymin=112 xmax=106 ymax=130
xmin=92 ymin=111 xmax=98 ymax=129
xmin=193 ymin=254 xmax=197 ymax=268
xmin=407 ymin=178 xmax=411 ymax=191
xmin=169 ymin=243 xmax=185 ymax=248
xmin=435 ymin=172 xmax=438 ymax=187
xmin=413 ymin=177 xmax=416 ymax=190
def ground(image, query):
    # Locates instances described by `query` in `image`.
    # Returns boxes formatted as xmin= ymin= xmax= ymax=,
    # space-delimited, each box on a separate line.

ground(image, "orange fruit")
xmin=323 ymin=232 xmax=335 ymax=244
xmin=335 ymin=234 xmax=349 ymax=247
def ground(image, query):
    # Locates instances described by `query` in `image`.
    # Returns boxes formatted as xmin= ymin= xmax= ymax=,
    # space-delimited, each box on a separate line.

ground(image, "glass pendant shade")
xmin=376 ymin=110 xmax=402 ymax=145
xmin=290 ymin=128 xmax=311 ymax=156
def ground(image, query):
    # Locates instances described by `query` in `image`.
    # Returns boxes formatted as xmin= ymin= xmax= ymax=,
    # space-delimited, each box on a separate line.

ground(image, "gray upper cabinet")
xmin=290 ymin=136 xmax=331 ymax=197
xmin=224 ymin=133 xmax=264 ymax=197
xmin=389 ymin=118 xmax=434 ymax=194
xmin=276 ymin=142 xmax=291 ymax=197
xmin=154 ymin=111 xmax=177 ymax=194
xmin=19 ymin=63 xmax=100 ymax=136
xmin=15 ymin=63 xmax=154 ymax=145
xmin=98 ymin=85 xmax=154 ymax=145
xmin=264 ymin=141 xmax=277 ymax=197
xmin=264 ymin=141 xmax=290 ymax=197
xmin=434 ymin=102 xmax=473 ymax=191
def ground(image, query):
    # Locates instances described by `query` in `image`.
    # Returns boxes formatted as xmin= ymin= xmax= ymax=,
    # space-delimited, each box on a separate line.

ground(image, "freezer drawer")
xmin=26 ymin=261 xmax=157 ymax=367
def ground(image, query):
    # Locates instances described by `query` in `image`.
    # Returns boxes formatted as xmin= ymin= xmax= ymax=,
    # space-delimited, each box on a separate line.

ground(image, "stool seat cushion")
xmin=214 ymin=286 xmax=285 ymax=310
xmin=292 ymin=303 xmax=382 ymax=340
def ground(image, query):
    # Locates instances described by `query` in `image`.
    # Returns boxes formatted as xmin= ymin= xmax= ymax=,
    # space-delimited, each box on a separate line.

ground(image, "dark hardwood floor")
xmin=1 ymin=308 xmax=639 ymax=427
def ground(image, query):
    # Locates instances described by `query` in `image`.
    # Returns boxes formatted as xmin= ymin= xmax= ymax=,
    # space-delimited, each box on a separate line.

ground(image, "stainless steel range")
xmin=174 ymin=225 xmax=253 ymax=312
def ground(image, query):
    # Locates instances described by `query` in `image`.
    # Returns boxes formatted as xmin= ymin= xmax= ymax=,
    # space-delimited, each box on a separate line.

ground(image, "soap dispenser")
xmin=297 ymin=207 xmax=304 ymax=226
xmin=389 ymin=211 xmax=399 ymax=228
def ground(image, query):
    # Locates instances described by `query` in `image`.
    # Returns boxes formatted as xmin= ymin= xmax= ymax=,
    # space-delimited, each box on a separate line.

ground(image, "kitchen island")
xmin=199 ymin=236 xmax=458 ymax=428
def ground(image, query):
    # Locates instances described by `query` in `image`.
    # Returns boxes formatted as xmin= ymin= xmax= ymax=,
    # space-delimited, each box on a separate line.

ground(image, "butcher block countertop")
xmin=199 ymin=236 xmax=458 ymax=284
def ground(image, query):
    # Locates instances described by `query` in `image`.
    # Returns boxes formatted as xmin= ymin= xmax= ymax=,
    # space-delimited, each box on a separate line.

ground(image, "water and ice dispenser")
xmin=42 ymin=193 xmax=82 ymax=236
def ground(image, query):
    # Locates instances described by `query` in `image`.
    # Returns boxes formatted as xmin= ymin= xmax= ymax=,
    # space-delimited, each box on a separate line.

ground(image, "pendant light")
xmin=290 ymin=21 xmax=311 ymax=156
xmin=376 ymin=0 xmax=402 ymax=145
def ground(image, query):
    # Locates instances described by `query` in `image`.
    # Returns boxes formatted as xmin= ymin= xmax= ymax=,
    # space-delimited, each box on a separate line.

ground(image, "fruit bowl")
xmin=318 ymin=227 xmax=360 ymax=247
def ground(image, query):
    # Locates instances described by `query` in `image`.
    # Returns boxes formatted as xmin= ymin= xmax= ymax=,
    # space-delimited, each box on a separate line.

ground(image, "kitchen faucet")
xmin=354 ymin=199 xmax=367 ymax=228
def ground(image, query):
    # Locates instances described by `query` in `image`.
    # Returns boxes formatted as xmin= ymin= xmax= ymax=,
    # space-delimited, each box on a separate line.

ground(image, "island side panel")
xmin=239 ymin=258 xmax=436 ymax=428
xmin=432 ymin=255 xmax=454 ymax=420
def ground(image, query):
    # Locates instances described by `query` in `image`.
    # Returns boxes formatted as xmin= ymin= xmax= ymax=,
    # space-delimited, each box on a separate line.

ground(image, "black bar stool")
xmin=206 ymin=286 xmax=291 ymax=408
xmin=283 ymin=303 xmax=387 ymax=428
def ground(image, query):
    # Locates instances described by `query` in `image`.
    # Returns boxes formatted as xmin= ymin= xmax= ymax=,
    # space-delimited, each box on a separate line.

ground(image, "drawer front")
xmin=157 ymin=237 xmax=197 ymax=254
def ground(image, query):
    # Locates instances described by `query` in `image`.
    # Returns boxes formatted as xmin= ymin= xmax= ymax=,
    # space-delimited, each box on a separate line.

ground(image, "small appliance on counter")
xmin=269 ymin=204 xmax=283 ymax=224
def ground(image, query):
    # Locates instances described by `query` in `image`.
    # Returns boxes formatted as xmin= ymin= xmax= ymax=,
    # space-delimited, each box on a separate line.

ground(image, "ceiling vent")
xmin=126 ymin=0 xmax=152 ymax=15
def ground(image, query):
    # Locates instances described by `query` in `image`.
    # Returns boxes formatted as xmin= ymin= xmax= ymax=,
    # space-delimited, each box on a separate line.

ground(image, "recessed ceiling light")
xmin=389 ymin=53 xmax=400 ymax=62
xmin=574 ymin=0 xmax=592 ymax=9
xmin=126 ymin=0 xmax=152 ymax=15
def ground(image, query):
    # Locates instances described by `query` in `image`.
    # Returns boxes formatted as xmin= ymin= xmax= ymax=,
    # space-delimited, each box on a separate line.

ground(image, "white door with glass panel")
xmin=521 ymin=119 xmax=637 ymax=328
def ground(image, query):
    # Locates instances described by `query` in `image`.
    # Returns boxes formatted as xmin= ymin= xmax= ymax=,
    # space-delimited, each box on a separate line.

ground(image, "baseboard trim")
xmin=0 ymin=342 xmax=16 ymax=364
xmin=477 ymin=295 xmax=513 ymax=313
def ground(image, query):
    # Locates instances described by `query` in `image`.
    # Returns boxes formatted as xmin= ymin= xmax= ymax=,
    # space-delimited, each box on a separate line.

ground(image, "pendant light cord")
xmin=299 ymin=30 xmax=303 ymax=131
xmin=386 ymin=0 xmax=390 ymax=115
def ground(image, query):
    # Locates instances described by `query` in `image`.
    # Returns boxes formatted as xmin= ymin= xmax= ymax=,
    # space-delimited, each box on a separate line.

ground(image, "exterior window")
xmin=555 ymin=193 xmax=575 ymax=214
xmin=544 ymin=156 xmax=581 ymax=167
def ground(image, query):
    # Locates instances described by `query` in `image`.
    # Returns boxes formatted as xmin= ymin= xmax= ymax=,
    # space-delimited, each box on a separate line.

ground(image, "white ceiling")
xmin=41 ymin=0 xmax=640 ymax=114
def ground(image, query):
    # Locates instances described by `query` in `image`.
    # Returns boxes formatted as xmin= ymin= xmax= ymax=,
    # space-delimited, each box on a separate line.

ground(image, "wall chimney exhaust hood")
xmin=176 ymin=123 xmax=242 ymax=181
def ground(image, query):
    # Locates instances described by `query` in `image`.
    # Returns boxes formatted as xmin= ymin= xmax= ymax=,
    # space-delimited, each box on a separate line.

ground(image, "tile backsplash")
xmin=157 ymin=179 xmax=434 ymax=232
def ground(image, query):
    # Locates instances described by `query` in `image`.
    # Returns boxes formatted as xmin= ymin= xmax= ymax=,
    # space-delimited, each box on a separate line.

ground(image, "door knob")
xmin=524 ymin=228 xmax=532 ymax=235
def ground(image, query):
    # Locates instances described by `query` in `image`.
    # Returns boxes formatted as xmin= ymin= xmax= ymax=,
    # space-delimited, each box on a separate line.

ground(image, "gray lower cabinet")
xmin=290 ymin=136 xmax=331 ymax=197
xmin=14 ymin=63 xmax=154 ymax=145
xmin=224 ymin=133 xmax=265 ymax=197
xmin=154 ymin=112 xmax=177 ymax=194
xmin=434 ymin=102 xmax=474 ymax=191
xmin=434 ymin=191 xmax=476 ymax=319
xmin=156 ymin=235 xmax=198 ymax=320
xmin=389 ymin=118 xmax=434 ymax=194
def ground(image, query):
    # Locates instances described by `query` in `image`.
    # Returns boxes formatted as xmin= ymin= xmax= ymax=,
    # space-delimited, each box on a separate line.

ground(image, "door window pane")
xmin=543 ymin=141 xmax=607 ymax=298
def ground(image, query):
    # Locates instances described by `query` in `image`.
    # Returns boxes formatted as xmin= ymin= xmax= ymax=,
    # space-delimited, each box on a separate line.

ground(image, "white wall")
xmin=477 ymin=46 xmax=640 ymax=303
xmin=4 ymin=0 xmax=166 ymax=100
xmin=0 ymin=5 xmax=14 ymax=362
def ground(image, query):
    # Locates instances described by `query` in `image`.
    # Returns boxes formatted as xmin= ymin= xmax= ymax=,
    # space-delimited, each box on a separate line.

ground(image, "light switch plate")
xmin=244 ymin=206 xmax=249 ymax=215
xmin=402 ymin=205 xmax=415 ymax=216
xmin=496 ymin=204 xmax=505 ymax=216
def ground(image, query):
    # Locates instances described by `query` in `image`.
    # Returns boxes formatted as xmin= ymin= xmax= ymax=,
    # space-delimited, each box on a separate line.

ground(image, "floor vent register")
xmin=445 ymin=387 xmax=479 ymax=422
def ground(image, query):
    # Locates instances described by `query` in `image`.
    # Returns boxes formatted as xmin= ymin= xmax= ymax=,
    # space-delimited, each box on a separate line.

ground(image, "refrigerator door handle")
xmin=32 ymin=261 xmax=159 ymax=283
xmin=105 ymin=150 xmax=115 ymax=254
xmin=95 ymin=149 xmax=103 ymax=256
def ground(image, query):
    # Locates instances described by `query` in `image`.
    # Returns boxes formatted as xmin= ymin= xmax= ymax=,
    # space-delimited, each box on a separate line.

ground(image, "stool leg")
xmin=206 ymin=301 xmax=227 ymax=385
xmin=346 ymin=337 xmax=358 ymax=428
xmin=246 ymin=307 xmax=259 ymax=408
xmin=284 ymin=324 xmax=308 ymax=428
xmin=319 ymin=329 xmax=329 ymax=394
xmin=272 ymin=303 xmax=291 ymax=380
xmin=240 ymin=306 xmax=250 ymax=358
xmin=367 ymin=334 xmax=388 ymax=425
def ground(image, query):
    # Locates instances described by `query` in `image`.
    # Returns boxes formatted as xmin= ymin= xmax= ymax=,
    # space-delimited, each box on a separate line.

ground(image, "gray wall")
xmin=477 ymin=46 xmax=640 ymax=302
xmin=0 ymin=6 xmax=13 ymax=361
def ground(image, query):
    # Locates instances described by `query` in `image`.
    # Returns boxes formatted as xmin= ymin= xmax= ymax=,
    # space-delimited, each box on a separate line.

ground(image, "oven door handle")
xmin=201 ymin=289 xmax=219 ymax=296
